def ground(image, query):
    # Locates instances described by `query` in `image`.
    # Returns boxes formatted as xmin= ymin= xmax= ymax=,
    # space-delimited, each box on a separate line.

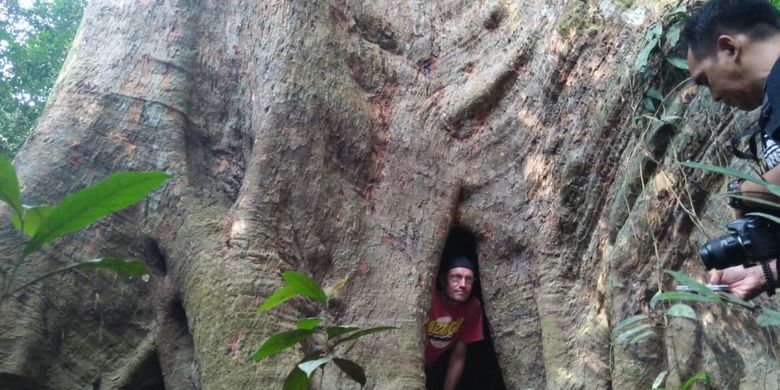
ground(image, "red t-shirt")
xmin=425 ymin=291 xmax=484 ymax=367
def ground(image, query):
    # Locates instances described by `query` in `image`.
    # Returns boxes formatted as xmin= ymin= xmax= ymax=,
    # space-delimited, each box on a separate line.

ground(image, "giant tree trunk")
xmin=2 ymin=0 xmax=779 ymax=389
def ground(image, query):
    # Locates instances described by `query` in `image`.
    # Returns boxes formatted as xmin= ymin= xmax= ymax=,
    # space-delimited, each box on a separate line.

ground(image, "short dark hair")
xmin=683 ymin=0 xmax=780 ymax=58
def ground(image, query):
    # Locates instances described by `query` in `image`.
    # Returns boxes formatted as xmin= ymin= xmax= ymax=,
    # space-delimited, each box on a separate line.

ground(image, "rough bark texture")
xmin=2 ymin=0 xmax=780 ymax=389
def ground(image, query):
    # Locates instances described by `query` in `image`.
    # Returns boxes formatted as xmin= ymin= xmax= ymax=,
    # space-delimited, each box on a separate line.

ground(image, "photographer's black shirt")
xmin=761 ymin=57 xmax=780 ymax=169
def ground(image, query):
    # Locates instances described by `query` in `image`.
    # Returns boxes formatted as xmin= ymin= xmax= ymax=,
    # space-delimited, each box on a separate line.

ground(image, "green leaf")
xmin=666 ymin=56 xmax=688 ymax=70
xmin=669 ymin=3 xmax=687 ymax=17
xmin=333 ymin=358 xmax=367 ymax=386
xmin=258 ymin=285 xmax=301 ymax=313
xmin=75 ymin=258 xmax=150 ymax=277
xmin=611 ymin=314 xmax=648 ymax=336
xmin=757 ymin=308 xmax=780 ymax=327
xmin=681 ymin=371 xmax=712 ymax=390
xmin=615 ymin=323 xmax=652 ymax=345
xmin=650 ymin=291 xmax=720 ymax=310
xmin=297 ymin=317 xmax=324 ymax=330
xmin=11 ymin=204 xmax=54 ymax=237
xmin=646 ymin=88 xmax=664 ymax=102
xmin=747 ymin=212 xmax=780 ymax=226
xmin=666 ymin=304 xmax=696 ymax=320
xmin=665 ymin=21 xmax=682 ymax=47
xmin=714 ymin=193 xmax=780 ymax=211
xmin=641 ymin=115 xmax=683 ymax=128
xmin=282 ymin=367 xmax=309 ymax=390
xmin=250 ymin=329 xmax=315 ymax=361
xmin=719 ymin=292 xmax=754 ymax=309
xmin=652 ymin=370 xmax=668 ymax=389
xmin=643 ymin=97 xmax=656 ymax=112
xmin=634 ymin=23 xmax=662 ymax=73
xmin=332 ymin=326 xmax=397 ymax=347
xmin=0 ymin=154 xmax=22 ymax=218
xmin=9 ymin=258 xmax=149 ymax=296
xmin=665 ymin=270 xmax=718 ymax=300
xmin=630 ymin=330 xmax=656 ymax=345
xmin=23 ymin=171 xmax=170 ymax=256
xmin=258 ymin=271 xmax=328 ymax=312
xmin=326 ymin=326 xmax=360 ymax=339
xmin=680 ymin=161 xmax=778 ymax=191
xmin=298 ymin=356 xmax=331 ymax=377
xmin=660 ymin=116 xmax=682 ymax=124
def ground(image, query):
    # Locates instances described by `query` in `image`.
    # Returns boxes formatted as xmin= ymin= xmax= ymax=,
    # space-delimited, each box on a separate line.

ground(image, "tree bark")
xmin=2 ymin=0 xmax=780 ymax=389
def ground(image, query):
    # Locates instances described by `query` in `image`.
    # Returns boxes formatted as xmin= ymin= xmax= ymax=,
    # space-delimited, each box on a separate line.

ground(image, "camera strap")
xmin=730 ymin=124 xmax=761 ymax=163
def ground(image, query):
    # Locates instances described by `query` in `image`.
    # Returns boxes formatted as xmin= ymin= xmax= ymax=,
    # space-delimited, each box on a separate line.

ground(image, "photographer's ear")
xmin=717 ymin=35 xmax=741 ymax=61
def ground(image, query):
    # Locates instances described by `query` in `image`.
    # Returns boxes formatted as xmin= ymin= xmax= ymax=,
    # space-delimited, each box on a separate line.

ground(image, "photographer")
xmin=683 ymin=0 xmax=780 ymax=299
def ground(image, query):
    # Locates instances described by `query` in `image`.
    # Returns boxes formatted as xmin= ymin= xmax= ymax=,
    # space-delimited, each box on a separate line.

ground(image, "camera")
xmin=699 ymin=215 xmax=780 ymax=270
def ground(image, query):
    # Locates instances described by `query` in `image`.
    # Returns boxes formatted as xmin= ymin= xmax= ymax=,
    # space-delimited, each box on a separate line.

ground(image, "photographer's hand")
xmin=709 ymin=260 xmax=778 ymax=299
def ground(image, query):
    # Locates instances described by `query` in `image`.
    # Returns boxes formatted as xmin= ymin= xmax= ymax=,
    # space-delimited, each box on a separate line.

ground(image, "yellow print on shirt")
xmin=427 ymin=317 xmax=464 ymax=339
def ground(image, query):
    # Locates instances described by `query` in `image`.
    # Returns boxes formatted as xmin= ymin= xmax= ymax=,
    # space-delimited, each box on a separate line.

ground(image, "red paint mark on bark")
xmin=123 ymin=55 xmax=151 ymax=96
xmin=67 ymin=154 xmax=82 ymax=165
xmin=217 ymin=158 xmax=229 ymax=173
xmin=127 ymin=100 xmax=144 ymax=125
xmin=222 ymin=218 xmax=234 ymax=251
xmin=167 ymin=20 xmax=179 ymax=43
xmin=470 ymin=142 xmax=480 ymax=157
xmin=108 ymin=129 xmax=137 ymax=159
xmin=429 ymin=89 xmax=445 ymax=108
xmin=228 ymin=332 xmax=244 ymax=359
xmin=358 ymin=257 xmax=368 ymax=275
xmin=328 ymin=4 xmax=348 ymax=29
xmin=160 ymin=71 xmax=173 ymax=90
xmin=363 ymin=83 xmax=398 ymax=211
xmin=81 ymin=225 xmax=106 ymax=257
xmin=347 ymin=53 xmax=363 ymax=85
xmin=482 ymin=224 xmax=494 ymax=241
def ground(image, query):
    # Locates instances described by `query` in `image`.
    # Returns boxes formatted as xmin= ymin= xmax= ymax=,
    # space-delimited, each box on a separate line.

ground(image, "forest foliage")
xmin=0 ymin=0 xmax=86 ymax=156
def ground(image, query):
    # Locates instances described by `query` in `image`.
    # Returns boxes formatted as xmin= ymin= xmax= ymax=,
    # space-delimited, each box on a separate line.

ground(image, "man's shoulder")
xmin=465 ymin=296 xmax=482 ymax=313
xmin=766 ymin=57 xmax=780 ymax=109
xmin=763 ymin=59 xmax=780 ymax=140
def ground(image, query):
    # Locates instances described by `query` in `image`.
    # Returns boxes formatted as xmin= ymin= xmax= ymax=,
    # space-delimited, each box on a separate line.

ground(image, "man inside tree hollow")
xmin=425 ymin=256 xmax=484 ymax=389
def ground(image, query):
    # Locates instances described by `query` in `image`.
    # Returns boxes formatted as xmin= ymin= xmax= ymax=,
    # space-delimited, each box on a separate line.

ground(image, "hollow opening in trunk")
xmin=426 ymin=225 xmax=506 ymax=390
xmin=120 ymin=350 xmax=166 ymax=390
xmin=0 ymin=373 xmax=42 ymax=390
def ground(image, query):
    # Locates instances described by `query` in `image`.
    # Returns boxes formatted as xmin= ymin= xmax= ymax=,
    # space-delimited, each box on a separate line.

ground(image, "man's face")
xmin=445 ymin=267 xmax=474 ymax=303
xmin=687 ymin=47 xmax=764 ymax=110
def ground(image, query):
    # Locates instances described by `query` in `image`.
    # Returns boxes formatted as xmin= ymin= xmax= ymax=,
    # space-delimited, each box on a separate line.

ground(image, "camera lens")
xmin=699 ymin=233 xmax=745 ymax=270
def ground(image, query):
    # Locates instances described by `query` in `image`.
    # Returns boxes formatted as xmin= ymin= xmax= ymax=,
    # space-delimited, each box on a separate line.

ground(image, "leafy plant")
xmin=0 ymin=154 xmax=170 ymax=303
xmin=633 ymin=1 xmax=689 ymax=115
xmin=253 ymin=271 xmax=396 ymax=389
xmin=613 ymin=271 xmax=746 ymax=389
xmin=633 ymin=2 xmax=688 ymax=75
xmin=652 ymin=371 xmax=713 ymax=390
xmin=613 ymin=270 xmax=754 ymax=346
